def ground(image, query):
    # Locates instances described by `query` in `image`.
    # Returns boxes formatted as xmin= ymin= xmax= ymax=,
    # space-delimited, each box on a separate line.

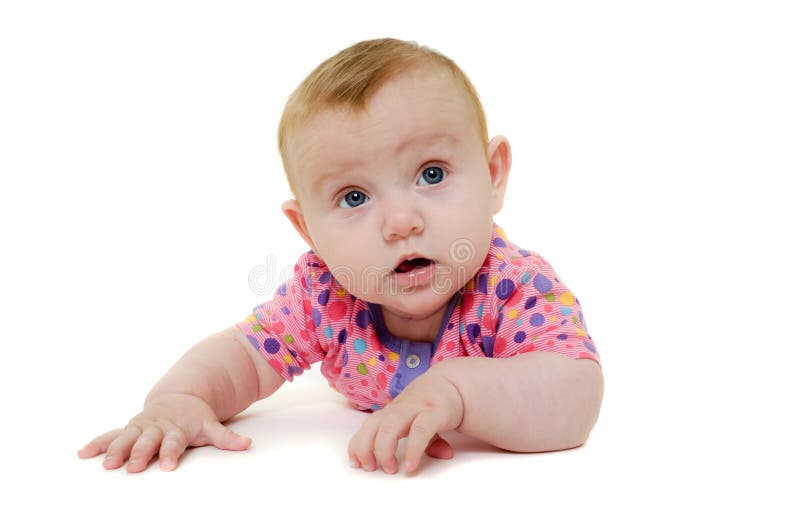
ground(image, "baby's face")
xmin=283 ymin=65 xmax=508 ymax=325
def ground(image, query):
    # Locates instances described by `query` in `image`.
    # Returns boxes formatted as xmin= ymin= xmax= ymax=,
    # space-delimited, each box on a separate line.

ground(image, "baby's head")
xmin=278 ymin=38 xmax=511 ymax=321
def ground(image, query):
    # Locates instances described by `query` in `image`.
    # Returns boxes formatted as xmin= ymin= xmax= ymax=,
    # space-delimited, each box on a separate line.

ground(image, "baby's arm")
xmin=348 ymin=351 xmax=602 ymax=474
xmin=440 ymin=352 xmax=603 ymax=452
xmin=78 ymin=326 xmax=284 ymax=473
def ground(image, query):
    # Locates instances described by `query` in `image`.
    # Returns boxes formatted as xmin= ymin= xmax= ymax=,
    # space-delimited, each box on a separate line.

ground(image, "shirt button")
xmin=406 ymin=354 xmax=421 ymax=369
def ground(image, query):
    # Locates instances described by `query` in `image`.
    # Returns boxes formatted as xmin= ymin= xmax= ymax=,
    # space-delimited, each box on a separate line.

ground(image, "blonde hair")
xmin=278 ymin=38 xmax=488 ymax=194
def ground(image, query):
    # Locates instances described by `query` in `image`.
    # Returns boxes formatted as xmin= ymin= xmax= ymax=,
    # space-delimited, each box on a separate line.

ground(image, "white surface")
xmin=2 ymin=1 xmax=798 ymax=530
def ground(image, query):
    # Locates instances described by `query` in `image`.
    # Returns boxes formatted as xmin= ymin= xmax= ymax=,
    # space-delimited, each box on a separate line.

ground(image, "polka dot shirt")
xmin=237 ymin=224 xmax=600 ymax=411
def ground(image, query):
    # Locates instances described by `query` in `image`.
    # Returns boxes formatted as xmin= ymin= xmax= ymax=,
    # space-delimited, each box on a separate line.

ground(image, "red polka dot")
xmin=494 ymin=337 xmax=507 ymax=355
xmin=360 ymin=379 xmax=368 ymax=387
xmin=544 ymin=304 xmax=553 ymax=312
xmin=371 ymin=390 xmax=378 ymax=398
xmin=387 ymin=364 xmax=396 ymax=373
xmin=507 ymin=290 xmax=522 ymax=307
xmin=268 ymin=360 xmax=283 ymax=375
xmin=300 ymin=329 xmax=309 ymax=341
xmin=547 ymin=340 xmax=554 ymax=348
xmin=329 ymin=301 xmax=347 ymax=321
xmin=462 ymin=293 xmax=474 ymax=315
xmin=483 ymin=315 xmax=493 ymax=328
xmin=303 ymin=298 xmax=312 ymax=314
xmin=446 ymin=341 xmax=455 ymax=351
xmin=348 ymin=385 xmax=354 ymax=391
xmin=376 ymin=372 xmax=387 ymax=389
xmin=272 ymin=321 xmax=285 ymax=334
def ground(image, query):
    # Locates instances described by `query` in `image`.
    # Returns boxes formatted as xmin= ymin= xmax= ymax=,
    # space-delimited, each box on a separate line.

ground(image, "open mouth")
xmin=394 ymin=257 xmax=433 ymax=274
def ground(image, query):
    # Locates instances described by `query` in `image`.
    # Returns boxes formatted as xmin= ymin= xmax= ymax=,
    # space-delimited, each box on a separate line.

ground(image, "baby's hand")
xmin=77 ymin=393 xmax=251 ymax=473
xmin=348 ymin=371 xmax=464 ymax=474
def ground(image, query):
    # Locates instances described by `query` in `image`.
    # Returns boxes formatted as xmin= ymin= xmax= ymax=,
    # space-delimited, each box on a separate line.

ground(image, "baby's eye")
xmin=338 ymin=190 xmax=369 ymax=209
xmin=417 ymin=166 xmax=447 ymax=186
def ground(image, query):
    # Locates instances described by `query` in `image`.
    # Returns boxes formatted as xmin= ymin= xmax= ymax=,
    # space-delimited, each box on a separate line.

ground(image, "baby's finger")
xmin=348 ymin=414 xmax=382 ymax=472
xmin=403 ymin=410 xmax=442 ymax=473
xmin=373 ymin=418 xmax=410 ymax=474
xmin=102 ymin=426 xmax=143 ymax=470
xmin=204 ymin=421 xmax=252 ymax=451
xmin=126 ymin=425 xmax=164 ymax=473
xmin=158 ymin=426 xmax=189 ymax=471
xmin=78 ymin=428 xmax=124 ymax=459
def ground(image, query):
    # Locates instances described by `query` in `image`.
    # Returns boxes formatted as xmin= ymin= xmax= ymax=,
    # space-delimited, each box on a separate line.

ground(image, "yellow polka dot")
xmin=368 ymin=357 xmax=376 ymax=367
xmin=310 ymin=271 xmax=316 ymax=277
xmin=497 ymin=227 xmax=508 ymax=239
xmin=576 ymin=329 xmax=587 ymax=337
xmin=495 ymin=253 xmax=505 ymax=260
xmin=245 ymin=315 xmax=256 ymax=323
xmin=466 ymin=280 xmax=475 ymax=290
xmin=490 ymin=275 xmax=498 ymax=287
xmin=336 ymin=288 xmax=347 ymax=297
xmin=508 ymin=309 xmax=519 ymax=320
xmin=283 ymin=354 xmax=293 ymax=364
xmin=559 ymin=291 xmax=575 ymax=306
xmin=549 ymin=315 xmax=558 ymax=323
xmin=388 ymin=352 xmax=399 ymax=362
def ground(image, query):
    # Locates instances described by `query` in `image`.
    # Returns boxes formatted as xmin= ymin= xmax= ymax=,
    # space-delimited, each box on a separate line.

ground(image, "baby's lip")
xmin=392 ymin=254 xmax=434 ymax=272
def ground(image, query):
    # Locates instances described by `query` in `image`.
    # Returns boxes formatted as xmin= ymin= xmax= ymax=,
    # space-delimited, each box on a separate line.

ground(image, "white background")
xmin=2 ymin=0 xmax=798 ymax=530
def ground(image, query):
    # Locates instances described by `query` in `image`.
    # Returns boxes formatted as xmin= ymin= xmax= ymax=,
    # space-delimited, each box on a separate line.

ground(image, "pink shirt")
xmin=237 ymin=224 xmax=600 ymax=411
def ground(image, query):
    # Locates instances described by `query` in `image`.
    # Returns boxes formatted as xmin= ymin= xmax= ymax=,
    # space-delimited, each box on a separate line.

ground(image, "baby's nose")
xmin=381 ymin=197 xmax=424 ymax=240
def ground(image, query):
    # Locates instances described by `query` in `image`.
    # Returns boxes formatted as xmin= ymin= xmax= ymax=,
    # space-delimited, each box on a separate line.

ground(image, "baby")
xmin=78 ymin=38 xmax=604 ymax=475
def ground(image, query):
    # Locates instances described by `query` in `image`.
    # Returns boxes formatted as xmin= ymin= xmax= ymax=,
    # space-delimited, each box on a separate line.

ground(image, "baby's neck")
xmin=379 ymin=305 xmax=448 ymax=343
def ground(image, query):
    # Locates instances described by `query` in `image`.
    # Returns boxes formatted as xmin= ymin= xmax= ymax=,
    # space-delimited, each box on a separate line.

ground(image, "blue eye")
xmin=418 ymin=166 xmax=447 ymax=185
xmin=338 ymin=190 xmax=368 ymax=209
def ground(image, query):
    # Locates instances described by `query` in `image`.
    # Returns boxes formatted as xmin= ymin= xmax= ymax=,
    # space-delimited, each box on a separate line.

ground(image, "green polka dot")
xmin=357 ymin=363 xmax=368 ymax=375
xmin=251 ymin=323 xmax=263 ymax=333
xmin=545 ymin=293 xmax=555 ymax=302
xmin=284 ymin=334 xmax=294 ymax=344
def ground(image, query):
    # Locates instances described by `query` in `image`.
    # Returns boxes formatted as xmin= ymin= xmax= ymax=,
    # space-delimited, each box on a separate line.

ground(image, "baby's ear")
xmin=282 ymin=199 xmax=318 ymax=252
xmin=487 ymin=135 xmax=511 ymax=214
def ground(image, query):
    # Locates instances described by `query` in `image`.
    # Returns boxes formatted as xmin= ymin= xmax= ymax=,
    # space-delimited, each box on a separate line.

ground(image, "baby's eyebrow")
xmin=309 ymin=132 xmax=457 ymax=186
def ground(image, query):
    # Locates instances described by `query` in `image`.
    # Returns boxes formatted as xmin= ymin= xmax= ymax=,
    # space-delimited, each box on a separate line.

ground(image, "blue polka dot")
xmin=370 ymin=404 xmax=382 ymax=411
xmin=312 ymin=308 xmax=321 ymax=327
xmin=514 ymin=331 xmax=526 ymax=343
xmin=467 ymin=323 xmax=481 ymax=343
xmin=319 ymin=272 xmax=331 ymax=284
xmin=478 ymin=273 xmax=488 ymax=294
xmin=557 ymin=333 xmax=568 ymax=341
xmin=493 ymin=237 xmax=507 ymax=247
xmin=353 ymin=338 xmax=367 ymax=354
xmin=318 ymin=289 xmax=330 ymax=306
xmin=521 ymin=272 xmax=531 ymax=284
xmin=323 ymin=325 xmax=333 ymax=339
xmin=281 ymin=306 xmax=290 ymax=315
xmin=533 ymin=274 xmax=553 ymax=294
xmin=477 ymin=303 xmax=484 ymax=319
xmin=447 ymin=322 xmax=454 ymax=330
xmin=378 ymin=354 xmax=385 ymax=362
xmin=583 ymin=341 xmax=597 ymax=354
xmin=264 ymin=338 xmax=280 ymax=354
xmin=342 ymin=349 xmax=349 ymax=366
xmin=560 ymin=306 xmax=572 ymax=316
xmin=530 ymin=313 xmax=545 ymax=327
xmin=288 ymin=366 xmax=302 ymax=377
xmin=338 ymin=329 xmax=347 ymax=344
xmin=481 ymin=335 xmax=495 ymax=357
xmin=246 ymin=335 xmax=259 ymax=350
xmin=519 ymin=249 xmax=531 ymax=257
xmin=496 ymin=279 xmax=515 ymax=300
xmin=356 ymin=309 xmax=371 ymax=329
xmin=525 ymin=296 xmax=537 ymax=309
xmin=496 ymin=312 xmax=504 ymax=332
xmin=277 ymin=284 xmax=288 ymax=296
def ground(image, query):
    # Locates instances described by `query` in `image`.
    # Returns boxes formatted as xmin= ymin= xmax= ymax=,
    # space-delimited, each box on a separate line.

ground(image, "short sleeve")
xmin=235 ymin=253 xmax=326 ymax=381
xmin=484 ymin=260 xmax=601 ymax=365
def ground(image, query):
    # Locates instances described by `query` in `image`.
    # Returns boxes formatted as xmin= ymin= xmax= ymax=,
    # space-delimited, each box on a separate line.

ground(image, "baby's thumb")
xmin=205 ymin=422 xmax=252 ymax=451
